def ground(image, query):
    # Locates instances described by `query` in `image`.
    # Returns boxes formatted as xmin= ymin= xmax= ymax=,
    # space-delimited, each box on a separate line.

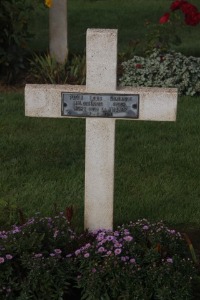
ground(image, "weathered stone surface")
xmin=85 ymin=118 xmax=115 ymax=230
xmin=84 ymin=29 xmax=117 ymax=230
xmin=25 ymin=29 xmax=178 ymax=231
xmin=25 ymin=85 xmax=177 ymax=121
xmin=49 ymin=0 xmax=68 ymax=63
xmin=86 ymin=29 xmax=117 ymax=93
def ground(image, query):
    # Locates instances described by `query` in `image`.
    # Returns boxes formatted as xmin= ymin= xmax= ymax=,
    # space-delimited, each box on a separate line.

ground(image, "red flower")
xmin=159 ymin=12 xmax=170 ymax=24
xmin=135 ymin=64 xmax=142 ymax=69
xmin=170 ymin=0 xmax=185 ymax=11
xmin=185 ymin=12 xmax=200 ymax=26
xmin=161 ymin=0 xmax=200 ymax=27
xmin=181 ymin=2 xmax=198 ymax=15
xmin=160 ymin=56 xmax=165 ymax=62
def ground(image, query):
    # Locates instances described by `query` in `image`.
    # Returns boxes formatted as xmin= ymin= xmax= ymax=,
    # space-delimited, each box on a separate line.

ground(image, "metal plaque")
xmin=61 ymin=93 xmax=139 ymax=118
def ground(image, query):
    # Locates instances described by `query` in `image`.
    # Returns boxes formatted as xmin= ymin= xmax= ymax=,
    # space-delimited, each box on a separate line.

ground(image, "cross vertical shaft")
xmin=84 ymin=29 xmax=118 ymax=230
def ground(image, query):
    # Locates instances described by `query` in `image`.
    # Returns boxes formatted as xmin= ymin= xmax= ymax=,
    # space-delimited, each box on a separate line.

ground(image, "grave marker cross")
xmin=25 ymin=29 xmax=178 ymax=231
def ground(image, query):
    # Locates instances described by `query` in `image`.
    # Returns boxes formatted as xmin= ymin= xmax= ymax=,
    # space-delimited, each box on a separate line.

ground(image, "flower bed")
xmin=0 ymin=213 xmax=198 ymax=299
xmin=120 ymin=49 xmax=200 ymax=96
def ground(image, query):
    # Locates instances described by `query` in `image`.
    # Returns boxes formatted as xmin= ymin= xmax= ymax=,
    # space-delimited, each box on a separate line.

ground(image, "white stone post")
xmin=49 ymin=0 xmax=68 ymax=63
xmin=25 ymin=28 xmax=178 ymax=232
xmin=84 ymin=29 xmax=117 ymax=230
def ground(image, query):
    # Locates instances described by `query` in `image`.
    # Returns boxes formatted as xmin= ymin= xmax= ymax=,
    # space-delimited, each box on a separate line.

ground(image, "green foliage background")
xmin=29 ymin=0 xmax=200 ymax=56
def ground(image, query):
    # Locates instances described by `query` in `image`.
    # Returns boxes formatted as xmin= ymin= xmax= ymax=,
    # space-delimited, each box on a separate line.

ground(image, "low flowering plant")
xmin=0 ymin=212 xmax=83 ymax=299
xmin=0 ymin=214 xmax=198 ymax=299
xmin=120 ymin=49 xmax=200 ymax=96
xmin=74 ymin=219 xmax=196 ymax=299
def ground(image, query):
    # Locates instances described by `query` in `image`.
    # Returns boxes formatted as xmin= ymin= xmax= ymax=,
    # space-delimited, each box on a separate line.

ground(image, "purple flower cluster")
xmin=0 ymin=254 xmax=13 ymax=264
xmin=70 ymin=218 xmax=192 ymax=282
xmin=0 ymin=231 xmax=8 ymax=239
xmin=73 ymin=228 xmax=136 ymax=265
xmin=0 ymin=224 xmax=23 ymax=239
xmin=0 ymin=214 xmax=190 ymax=285
xmin=0 ymin=212 xmax=77 ymax=267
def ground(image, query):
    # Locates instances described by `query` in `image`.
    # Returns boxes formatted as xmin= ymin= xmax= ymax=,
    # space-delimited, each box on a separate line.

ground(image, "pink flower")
xmin=66 ymin=254 xmax=72 ymax=258
xmin=34 ymin=253 xmax=43 ymax=258
xmin=159 ymin=12 xmax=170 ymax=24
xmin=143 ymin=225 xmax=149 ymax=230
xmin=123 ymin=236 xmax=133 ymax=242
xmin=6 ymin=254 xmax=13 ymax=260
xmin=114 ymin=248 xmax=122 ymax=255
xmin=0 ymin=257 xmax=5 ymax=264
xmin=121 ymin=256 xmax=126 ymax=261
xmin=106 ymin=235 xmax=115 ymax=241
xmin=53 ymin=230 xmax=59 ymax=238
xmin=54 ymin=249 xmax=62 ymax=254
xmin=84 ymin=253 xmax=90 ymax=258
xmin=130 ymin=258 xmax=136 ymax=264
xmin=114 ymin=242 xmax=122 ymax=248
xmin=124 ymin=230 xmax=130 ymax=235
xmin=167 ymin=257 xmax=173 ymax=263
xmin=98 ymin=247 xmax=105 ymax=253
xmin=75 ymin=249 xmax=81 ymax=256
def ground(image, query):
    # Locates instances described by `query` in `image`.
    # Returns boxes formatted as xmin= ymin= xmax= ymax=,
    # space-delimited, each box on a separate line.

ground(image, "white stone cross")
xmin=25 ymin=29 xmax=178 ymax=231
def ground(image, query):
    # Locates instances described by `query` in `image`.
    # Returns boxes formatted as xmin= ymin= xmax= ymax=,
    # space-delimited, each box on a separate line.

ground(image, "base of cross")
xmin=25 ymin=29 xmax=178 ymax=231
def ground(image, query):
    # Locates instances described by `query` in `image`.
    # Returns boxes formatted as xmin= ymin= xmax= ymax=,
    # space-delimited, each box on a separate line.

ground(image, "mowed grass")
xmin=1 ymin=92 xmax=200 ymax=229
xmin=1 ymin=0 xmax=200 ymax=229
xmin=30 ymin=0 xmax=200 ymax=56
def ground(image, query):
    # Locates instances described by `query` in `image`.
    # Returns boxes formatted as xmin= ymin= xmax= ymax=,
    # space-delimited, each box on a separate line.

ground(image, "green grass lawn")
xmin=1 ymin=92 xmax=200 ymax=229
xmin=1 ymin=0 xmax=200 ymax=230
xmin=30 ymin=0 xmax=200 ymax=56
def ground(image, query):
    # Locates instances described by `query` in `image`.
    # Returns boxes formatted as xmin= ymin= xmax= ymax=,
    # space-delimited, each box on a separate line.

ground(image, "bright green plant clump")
xmin=29 ymin=53 xmax=68 ymax=84
xmin=29 ymin=53 xmax=86 ymax=85
xmin=0 ymin=216 xmax=197 ymax=299
xmin=68 ymin=54 xmax=86 ymax=85
xmin=120 ymin=49 xmax=200 ymax=96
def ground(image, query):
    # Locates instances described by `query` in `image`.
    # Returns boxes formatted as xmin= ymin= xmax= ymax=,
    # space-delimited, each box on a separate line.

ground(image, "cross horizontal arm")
xmin=25 ymin=84 xmax=177 ymax=121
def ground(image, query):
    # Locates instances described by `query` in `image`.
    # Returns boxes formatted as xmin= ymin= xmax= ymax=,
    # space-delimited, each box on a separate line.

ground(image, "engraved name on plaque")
xmin=61 ymin=93 xmax=139 ymax=118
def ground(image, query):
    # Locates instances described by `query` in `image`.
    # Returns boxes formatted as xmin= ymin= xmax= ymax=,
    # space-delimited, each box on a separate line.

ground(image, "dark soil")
xmin=0 ymin=82 xmax=24 ymax=93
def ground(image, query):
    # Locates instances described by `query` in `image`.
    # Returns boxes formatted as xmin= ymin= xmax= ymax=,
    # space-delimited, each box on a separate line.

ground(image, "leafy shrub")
xmin=29 ymin=53 xmax=86 ymax=85
xmin=120 ymin=49 xmax=200 ymax=96
xmin=29 ymin=53 xmax=68 ymax=84
xmin=0 ymin=216 xmax=197 ymax=299
xmin=143 ymin=21 xmax=182 ymax=55
xmin=0 ymin=0 xmax=34 ymax=83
